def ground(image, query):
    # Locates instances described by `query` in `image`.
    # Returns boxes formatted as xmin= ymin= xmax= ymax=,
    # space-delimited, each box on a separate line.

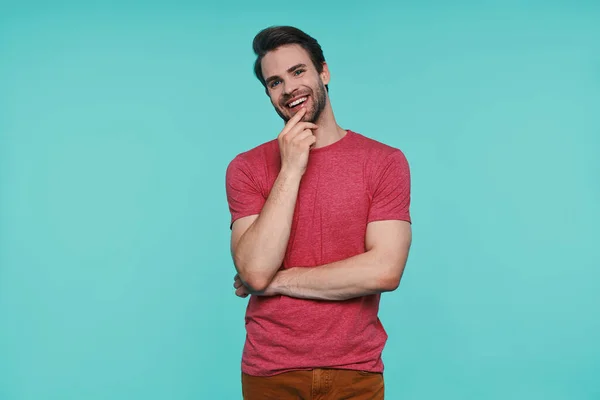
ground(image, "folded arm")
xmin=235 ymin=220 xmax=412 ymax=301
xmin=230 ymin=169 xmax=302 ymax=292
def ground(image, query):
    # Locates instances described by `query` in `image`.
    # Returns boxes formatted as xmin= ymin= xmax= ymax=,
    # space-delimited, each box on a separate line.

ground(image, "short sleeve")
xmin=367 ymin=150 xmax=411 ymax=224
xmin=225 ymin=156 xmax=266 ymax=228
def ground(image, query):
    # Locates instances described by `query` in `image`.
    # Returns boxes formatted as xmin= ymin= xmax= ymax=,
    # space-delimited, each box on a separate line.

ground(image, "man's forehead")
xmin=262 ymin=44 xmax=311 ymax=75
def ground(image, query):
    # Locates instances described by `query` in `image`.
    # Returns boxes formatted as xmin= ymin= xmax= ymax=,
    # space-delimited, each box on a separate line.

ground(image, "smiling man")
xmin=225 ymin=26 xmax=412 ymax=399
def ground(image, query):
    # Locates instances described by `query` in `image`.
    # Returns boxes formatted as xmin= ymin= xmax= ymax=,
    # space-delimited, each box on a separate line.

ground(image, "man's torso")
xmin=228 ymin=130 xmax=406 ymax=376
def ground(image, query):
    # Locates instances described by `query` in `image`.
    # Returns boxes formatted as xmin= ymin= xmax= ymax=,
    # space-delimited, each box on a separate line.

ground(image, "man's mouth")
xmin=286 ymin=95 xmax=309 ymax=110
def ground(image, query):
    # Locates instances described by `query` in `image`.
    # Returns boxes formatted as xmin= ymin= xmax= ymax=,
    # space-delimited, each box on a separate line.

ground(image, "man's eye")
xmin=294 ymin=69 xmax=305 ymax=76
xmin=270 ymin=80 xmax=280 ymax=88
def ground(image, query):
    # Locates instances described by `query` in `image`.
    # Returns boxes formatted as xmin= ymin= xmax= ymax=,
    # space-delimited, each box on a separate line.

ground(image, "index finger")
xmin=279 ymin=108 xmax=306 ymax=138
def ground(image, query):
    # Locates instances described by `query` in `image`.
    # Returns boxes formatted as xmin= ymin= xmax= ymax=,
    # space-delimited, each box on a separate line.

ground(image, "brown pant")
xmin=242 ymin=368 xmax=384 ymax=399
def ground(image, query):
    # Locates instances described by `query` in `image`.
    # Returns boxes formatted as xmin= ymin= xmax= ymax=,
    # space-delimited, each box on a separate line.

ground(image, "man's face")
xmin=261 ymin=44 xmax=329 ymax=123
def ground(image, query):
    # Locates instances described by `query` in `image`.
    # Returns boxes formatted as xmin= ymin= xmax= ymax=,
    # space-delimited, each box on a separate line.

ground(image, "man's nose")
xmin=282 ymin=80 xmax=300 ymax=95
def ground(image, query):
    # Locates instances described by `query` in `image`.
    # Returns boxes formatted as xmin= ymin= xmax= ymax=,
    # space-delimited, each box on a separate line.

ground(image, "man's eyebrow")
xmin=265 ymin=63 xmax=308 ymax=85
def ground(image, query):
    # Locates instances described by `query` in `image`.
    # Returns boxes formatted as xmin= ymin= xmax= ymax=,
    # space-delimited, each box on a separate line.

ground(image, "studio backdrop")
xmin=1 ymin=2 xmax=598 ymax=399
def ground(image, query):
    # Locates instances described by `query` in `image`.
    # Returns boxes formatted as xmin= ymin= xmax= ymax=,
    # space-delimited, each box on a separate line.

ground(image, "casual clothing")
xmin=241 ymin=368 xmax=384 ymax=400
xmin=225 ymin=130 xmax=411 ymax=378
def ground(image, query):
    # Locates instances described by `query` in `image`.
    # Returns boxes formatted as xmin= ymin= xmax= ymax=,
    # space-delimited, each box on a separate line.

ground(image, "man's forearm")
xmin=233 ymin=168 xmax=301 ymax=291
xmin=270 ymin=250 xmax=403 ymax=301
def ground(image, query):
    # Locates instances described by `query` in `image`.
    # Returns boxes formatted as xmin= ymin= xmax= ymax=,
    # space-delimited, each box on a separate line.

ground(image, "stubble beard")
xmin=275 ymin=81 xmax=328 ymax=124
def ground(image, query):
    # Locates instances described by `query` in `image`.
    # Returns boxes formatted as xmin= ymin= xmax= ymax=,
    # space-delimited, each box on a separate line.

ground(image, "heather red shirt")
xmin=225 ymin=130 xmax=411 ymax=377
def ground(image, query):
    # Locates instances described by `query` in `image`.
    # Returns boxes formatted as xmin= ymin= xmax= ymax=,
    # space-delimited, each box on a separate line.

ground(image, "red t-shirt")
xmin=225 ymin=130 xmax=411 ymax=377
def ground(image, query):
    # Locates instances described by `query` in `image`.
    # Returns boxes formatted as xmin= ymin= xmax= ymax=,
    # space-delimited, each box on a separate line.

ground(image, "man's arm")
xmin=230 ymin=109 xmax=317 ymax=292
xmin=234 ymin=220 xmax=412 ymax=301
xmin=231 ymin=169 xmax=301 ymax=292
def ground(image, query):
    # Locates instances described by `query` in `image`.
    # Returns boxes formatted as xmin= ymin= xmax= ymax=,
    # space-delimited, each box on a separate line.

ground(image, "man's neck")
xmin=311 ymin=106 xmax=346 ymax=149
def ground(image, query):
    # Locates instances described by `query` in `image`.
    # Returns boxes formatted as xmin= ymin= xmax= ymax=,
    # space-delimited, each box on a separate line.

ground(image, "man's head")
xmin=253 ymin=26 xmax=329 ymax=123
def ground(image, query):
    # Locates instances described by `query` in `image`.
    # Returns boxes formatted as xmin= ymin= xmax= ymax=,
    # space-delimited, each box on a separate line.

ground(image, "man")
xmin=225 ymin=26 xmax=412 ymax=399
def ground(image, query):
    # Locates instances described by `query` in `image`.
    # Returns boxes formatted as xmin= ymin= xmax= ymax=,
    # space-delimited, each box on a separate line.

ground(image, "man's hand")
xmin=278 ymin=107 xmax=317 ymax=178
xmin=233 ymin=273 xmax=279 ymax=298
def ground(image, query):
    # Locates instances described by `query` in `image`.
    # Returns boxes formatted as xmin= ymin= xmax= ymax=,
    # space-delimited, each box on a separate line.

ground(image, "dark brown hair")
xmin=252 ymin=26 xmax=328 ymax=92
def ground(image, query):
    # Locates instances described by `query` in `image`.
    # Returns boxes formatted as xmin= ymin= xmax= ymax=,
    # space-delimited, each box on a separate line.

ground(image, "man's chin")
xmin=277 ymin=106 xmax=315 ymax=123
xmin=297 ymin=109 xmax=315 ymax=122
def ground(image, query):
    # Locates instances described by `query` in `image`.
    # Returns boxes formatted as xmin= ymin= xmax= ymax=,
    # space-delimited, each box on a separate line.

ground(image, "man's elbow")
xmin=378 ymin=264 xmax=405 ymax=292
xmin=234 ymin=258 xmax=272 ymax=292
xmin=242 ymin=274 xmax=271 ymax=293
xmin=379 ymin=275 xmax=401 ymax=292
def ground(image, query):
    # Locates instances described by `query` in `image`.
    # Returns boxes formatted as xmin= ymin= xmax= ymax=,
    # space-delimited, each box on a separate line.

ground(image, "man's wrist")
xmin=270 ymin=268 xmax=291 ymax=296
xmin=279 ymin=167 xmax=303 ymax=183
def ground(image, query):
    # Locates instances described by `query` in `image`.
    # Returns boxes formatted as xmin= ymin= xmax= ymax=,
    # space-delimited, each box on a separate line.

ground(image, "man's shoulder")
xmin=228 ymin=138 xmax=279 ymax=168
xmin=349 ymin=130 xmax=405 ymax=158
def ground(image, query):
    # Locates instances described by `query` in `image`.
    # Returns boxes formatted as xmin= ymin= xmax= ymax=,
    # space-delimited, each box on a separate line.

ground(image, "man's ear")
xmin=320 ymin=62 xmax=330 ymax=86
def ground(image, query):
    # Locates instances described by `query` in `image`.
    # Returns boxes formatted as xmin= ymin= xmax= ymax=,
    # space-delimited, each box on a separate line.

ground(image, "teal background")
xmin=1 ymin=2 xmax=599 ymax=399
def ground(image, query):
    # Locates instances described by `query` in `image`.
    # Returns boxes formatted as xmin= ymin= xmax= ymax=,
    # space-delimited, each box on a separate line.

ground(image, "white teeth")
xmin=288 ymin=97 xmax=307 ymax=107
